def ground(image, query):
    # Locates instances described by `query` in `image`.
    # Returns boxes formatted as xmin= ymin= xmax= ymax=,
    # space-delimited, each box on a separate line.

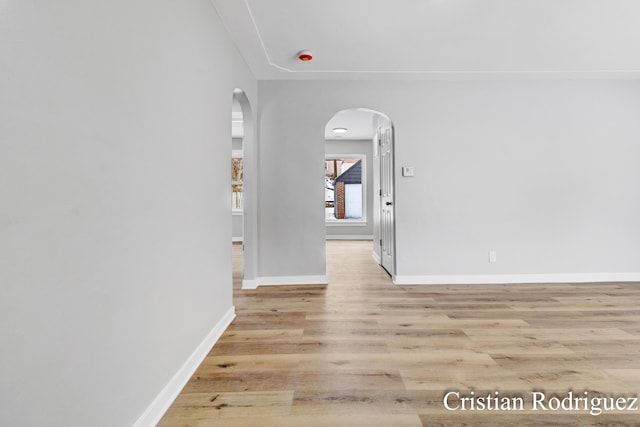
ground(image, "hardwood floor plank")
xmin=419 ymin=413 xmax=640 ymax=427
xmin=295 ymin=339 xmax=390 ymax=354
xmin=162 ymin=414 xmax=423 ymax=427
xmin=226 ymin=313 xmax=307 ymax=330
xmin=289 ymin=389 xmax=444 ymax=415
xmin=285 ymin=369 xmax=406 ymax=390
xmin=377 ymin=316 xmax=531 ymax=329
xmin=163 ymin=390 xmax=294 ymax=419
xmin=463 ymin=327 xmax=638 ymax=341
xmin=179 ymin=372 xmax=296 ymax=393
xmin=294 ymin=352 xmax=498 ymax=371
xmin=220 ymin=329 xmax=304 ymax=342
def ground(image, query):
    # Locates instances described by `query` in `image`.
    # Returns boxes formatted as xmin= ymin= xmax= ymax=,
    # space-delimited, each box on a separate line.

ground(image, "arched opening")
xmin=231 ymin=88 xmax=258 ymax=289
xmin=324 ymin=108 xmax=396 ymax=277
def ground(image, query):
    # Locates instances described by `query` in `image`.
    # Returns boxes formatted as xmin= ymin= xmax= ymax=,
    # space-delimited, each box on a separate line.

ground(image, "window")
xmin=325 ymin=156 xmax=365 ymax=223
xmin=232 ymin=151 xmax=243 ymax=211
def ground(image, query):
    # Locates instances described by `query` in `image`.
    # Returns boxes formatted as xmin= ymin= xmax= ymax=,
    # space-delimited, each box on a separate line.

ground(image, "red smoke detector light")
xmin=297 ymin=50 xmax=313 ymax=62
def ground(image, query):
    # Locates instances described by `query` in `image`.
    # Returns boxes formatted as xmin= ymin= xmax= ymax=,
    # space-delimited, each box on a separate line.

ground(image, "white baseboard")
xmin=372 ymin=251 xmax=381 ymax=264
xmin=326 ymin=235 xmax=374 ymax=240
xmin=259 ymin=275 xmax=329 ymax=286
xmin=242 ymin=275 xmax=329 ymax=289
xmin=393 ymin=272 xmax=640 ymax=285
xmin=132 ymin=306 xmax=235 ymax=427
xmin=242 ymin=275 xmax=329 ymax=290
xmin=242 ymin=279 xmax=258 ymax=290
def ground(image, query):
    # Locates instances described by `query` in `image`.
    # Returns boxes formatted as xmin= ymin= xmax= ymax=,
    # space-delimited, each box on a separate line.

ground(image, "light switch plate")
xmin=402 ymin=166 xmax=415 ymax=177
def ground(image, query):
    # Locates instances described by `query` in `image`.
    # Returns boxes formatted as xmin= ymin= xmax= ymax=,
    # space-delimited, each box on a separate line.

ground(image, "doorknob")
xmin=386 ymin=201 xmax=393 ymax=206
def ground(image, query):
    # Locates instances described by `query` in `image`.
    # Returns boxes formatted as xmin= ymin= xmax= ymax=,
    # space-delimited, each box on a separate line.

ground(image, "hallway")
xmin=159 ymin=241 xmax=640 ymax=426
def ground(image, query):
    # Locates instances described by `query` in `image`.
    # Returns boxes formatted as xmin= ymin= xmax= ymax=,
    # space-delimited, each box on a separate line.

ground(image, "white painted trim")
xmin=132 ymin=306 xmax=235 ymax=427
xmin=232 ymin=237 xmax=243 ymax=243
xmin=259 ymin=275 xmax=329 ymax=287
xmin=326 ymin=221 xmax=368 ymax=227
xmin=242 ymin=279 xmax=258 ymax=290
xmin=393 ymin=273 xmax=640 ymax=285
xmin=242 ymin=276 xmax=329 ymax=290
xmin=325 ymin=154 xmax=367 ymax=224
xmin=372 ymin=251 xmax=381 ymax=265
xmin=232 ymin=210 xmax=243 ymax=215
xmin=326 ymin=235 xmax=373 ymax=240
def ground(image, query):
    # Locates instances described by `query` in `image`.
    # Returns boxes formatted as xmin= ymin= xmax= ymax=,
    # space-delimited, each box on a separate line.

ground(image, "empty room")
xmin=1 ymin=1 xmax=639 ymax=426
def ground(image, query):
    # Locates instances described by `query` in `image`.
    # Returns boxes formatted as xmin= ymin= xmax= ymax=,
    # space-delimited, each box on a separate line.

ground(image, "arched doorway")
xmin=324 ymin=108 xmax=396 ymax=277
xmin=231 ymin=88 xmax=258 ymax=289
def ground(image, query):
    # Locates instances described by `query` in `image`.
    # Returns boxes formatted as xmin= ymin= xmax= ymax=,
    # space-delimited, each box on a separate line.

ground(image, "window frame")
xmin=324 ymin=154 xmax=367 ymax=227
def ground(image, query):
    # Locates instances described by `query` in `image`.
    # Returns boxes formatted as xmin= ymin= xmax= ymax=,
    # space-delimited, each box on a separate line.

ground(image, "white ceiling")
xmin=325 ymin=109 xmax=378 ymax=140
xmin=211 ymin=0 xmax=640 ymax=80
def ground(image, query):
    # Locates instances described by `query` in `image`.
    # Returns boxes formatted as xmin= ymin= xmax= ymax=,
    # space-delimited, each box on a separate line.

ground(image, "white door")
xmin=380 ymin=126 xmax=395 ymax=276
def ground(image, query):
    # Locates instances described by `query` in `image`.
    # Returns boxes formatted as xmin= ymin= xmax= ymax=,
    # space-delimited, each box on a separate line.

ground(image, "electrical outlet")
xmin=489 ymin=251 xmax=497 ymax=263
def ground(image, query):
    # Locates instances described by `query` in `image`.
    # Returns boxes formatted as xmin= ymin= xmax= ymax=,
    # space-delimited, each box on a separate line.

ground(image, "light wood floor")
xmin=159 ymin=241 xmax=640 ymax=426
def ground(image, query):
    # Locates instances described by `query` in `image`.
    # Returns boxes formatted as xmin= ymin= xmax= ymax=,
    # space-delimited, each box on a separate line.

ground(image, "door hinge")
xmin=380 ymin=239 xmax=382 ymax=246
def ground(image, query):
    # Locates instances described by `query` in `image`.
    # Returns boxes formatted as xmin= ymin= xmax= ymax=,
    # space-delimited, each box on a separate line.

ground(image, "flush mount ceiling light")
xmin=297 ymin=50 xmax=313 ymax=61
xmin=332 ymin=128 xmax=348 ymax=134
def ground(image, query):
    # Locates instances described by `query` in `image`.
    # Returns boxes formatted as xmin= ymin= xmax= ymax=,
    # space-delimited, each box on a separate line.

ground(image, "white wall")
xmin=232 ymin=213 xmax=243 ymax=242
xmin=256 ymin=83 xmax=325 ymax=279
xmin=257 ymin=79 xmax=640 ymax=282
xmin=232 ymin=137 xmax=243 ymax=152
xmin=0 ymin=1 xmax=256 ymax=426
xmin=325 ymin=139 xmax=374 ymax=238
